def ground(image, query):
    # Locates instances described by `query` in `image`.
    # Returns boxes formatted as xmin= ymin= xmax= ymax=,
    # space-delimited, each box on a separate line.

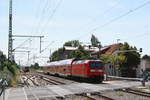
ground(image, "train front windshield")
xmin=90 ymin=61 xmax=103 ymax=67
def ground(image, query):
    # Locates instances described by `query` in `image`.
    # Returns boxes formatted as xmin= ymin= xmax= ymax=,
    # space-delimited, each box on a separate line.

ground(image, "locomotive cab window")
xmin=90 ymin=62 xmax=103 ymax=67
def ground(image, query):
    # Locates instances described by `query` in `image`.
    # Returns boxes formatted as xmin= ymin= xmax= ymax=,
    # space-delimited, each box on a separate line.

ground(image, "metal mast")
xmin=8 ymin=0 xmax=13 ymax=61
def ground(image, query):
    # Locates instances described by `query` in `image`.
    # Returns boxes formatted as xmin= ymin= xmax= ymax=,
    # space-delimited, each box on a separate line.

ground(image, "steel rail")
xmin=36 ymin=73 xmax=66 ymax=85
xmin=121 ymin=88 xmax=150 ymax=98
xmin=77 ymin=92 xmax=115 ymax=100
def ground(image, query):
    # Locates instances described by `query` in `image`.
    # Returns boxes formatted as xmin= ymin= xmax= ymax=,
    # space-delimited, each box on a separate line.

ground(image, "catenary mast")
xmin=8 ymin=0 xmax=14 ymax=61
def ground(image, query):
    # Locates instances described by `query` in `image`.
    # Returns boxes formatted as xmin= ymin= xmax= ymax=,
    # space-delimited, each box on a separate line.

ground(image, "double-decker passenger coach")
xmin=43 ymin=59 xmax=104 ymax=82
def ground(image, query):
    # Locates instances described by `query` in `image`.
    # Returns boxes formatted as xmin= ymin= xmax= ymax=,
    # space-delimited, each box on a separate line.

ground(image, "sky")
xmin=0 ymin=0 xmax=150 ymax=65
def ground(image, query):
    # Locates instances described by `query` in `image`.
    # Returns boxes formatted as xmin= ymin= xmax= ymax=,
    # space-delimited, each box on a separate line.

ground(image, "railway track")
xmin=78 ymin=92 xmax=115 ymax=100
xmin=20 ymin=72 xmax=150 ymax=100
xmin=64 ymin=92 xmax=115 ymax=100
xmin=121 ymin=88 xmax=150 ymax=98
xmin=41 ymin=76 xmax=66 ymax=85
xmin=35 ymin=72 xmax=78 ymax=84
xmin=91 ymin=92 xmax=115 ymax=100
xmin=21 ymin=73 xmax=115 ymax=99
xmin=21 ymin=72 xmax=76 ymax=86
xmin=35 ymin=72 xmax=67 ymax=85
xmin=21 ymin=73 xmax=40 ymax=86
xmin=21 ymin=76 xmax=31 ymax=87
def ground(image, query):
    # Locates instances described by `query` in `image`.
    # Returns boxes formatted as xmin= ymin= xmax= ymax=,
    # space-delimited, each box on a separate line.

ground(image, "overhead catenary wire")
xmin=17 ymin=0 xmax=52 ymax=65
xmin=18 ymin=0 xmax=47 ymax=54
xmin=40 ymin=41 xmax=55 ymax=53
xmin=30 ymin=0 xmax=43 ymax=34
xmin=39 ymin=0 xmax=63 ymax=34
xmin=11 ymin=0 xmax=61 ymax=66
xmin=13 ymin=38 xmax=31 ymax=51
xmin=34 ymin=0 xmax=52 ymax=34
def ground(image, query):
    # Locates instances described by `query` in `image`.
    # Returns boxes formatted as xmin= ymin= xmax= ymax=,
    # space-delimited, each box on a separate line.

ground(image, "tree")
xmin=64 ymin=40 xmax=80 ymax=47
xmin=50 ymin=43 xmax=92 ymax=61
xmin=0 ymin=51 xmax=7 ymax=63
xmin=51 ymin=48 xmax=65 ymax=61
xmin=51 ymin=40 xmax=91 ymax=61
xmin=119 ymin=42 xmax=141 ymax=77
xmin=68 ymin=45 xmax=91 ymax=59
xmin=142 ymin=55 xmax=150 ymax=60
xmin=30 ymin=63 xmax=40 ymax=70
xmin=0 ymin=50 xmax=20 ymax=87
xmin=101 ymin=53 xmax=125 ymax=75
xmin=91 ymin=34 xmax=101 ymax=47
xmin=101 ymin=42 xmax=141 ymax=77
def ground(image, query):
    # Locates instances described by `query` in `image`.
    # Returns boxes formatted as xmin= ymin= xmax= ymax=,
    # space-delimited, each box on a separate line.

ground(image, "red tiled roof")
xmin=101 ymin=43 xmax=122 ymax=54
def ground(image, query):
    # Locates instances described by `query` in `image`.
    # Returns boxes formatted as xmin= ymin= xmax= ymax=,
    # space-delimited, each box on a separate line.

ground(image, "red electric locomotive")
xmin=43 ymin=59 xmax=104 ymax=82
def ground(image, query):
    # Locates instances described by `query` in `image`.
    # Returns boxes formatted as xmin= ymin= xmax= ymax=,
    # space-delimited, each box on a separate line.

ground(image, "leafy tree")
xmin=51 ymin=48 xmax=65 ymax=61
xmin=30 ymin=63 xmax=40 ymax=70
xmin=0 ymin=50 xmax=20 ymax=87
xmin=101 ymin=42 xmax=140 ymax=77
xmin=91 ymin=34 xmax=101 ymax=47
xmin=118 ymin=42 xmax=140 ymax=77
xmin=101 ymin=53 xmax=125 ymax=68
xmin=120 ymin=42 xmax=140 ymax=67
xmin=64 ymin=40 xmax=80 ymax=47
xmin=68 ymin=45 xmax=91 ymax=59
xmin=50 ymin=44 xmax=92 ymax=61
xmin=101 ymin=53 xmax=125 ymax=75
xmin=0 ymin=51 xmax=7 ymax=62
xmin=142 ymin=55 xmax=150 ymax=60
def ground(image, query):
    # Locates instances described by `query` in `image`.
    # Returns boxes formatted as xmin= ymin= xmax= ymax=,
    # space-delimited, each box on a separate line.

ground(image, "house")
xmin=136 ymin=59 xmax=150 ymax=77
xmin=100 ymin=43 xmax=122 ymax=76
xmin=101 ymin=43 xmax=122 ymax=54
xmin=63 ymin=45 xmax=100 ymax=59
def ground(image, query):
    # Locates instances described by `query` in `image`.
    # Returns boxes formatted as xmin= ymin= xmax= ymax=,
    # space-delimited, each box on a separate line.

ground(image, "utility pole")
xmin=8 ymin=0 xmax=13 ymax=61
xmin=40 ymin=37 xmax=42 ymax=53
xmin=7 ymin=0 xmax=44 ymax=63
xmin=12 ymin=35 xmax=44 ymax=53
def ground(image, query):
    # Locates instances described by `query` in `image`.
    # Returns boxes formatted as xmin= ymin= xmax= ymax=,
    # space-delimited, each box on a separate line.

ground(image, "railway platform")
xmin=1 ymin=80 xmax=150 ymax=100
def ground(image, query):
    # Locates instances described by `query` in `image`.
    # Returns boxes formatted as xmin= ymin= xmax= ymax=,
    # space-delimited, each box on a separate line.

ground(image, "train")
xmin=42 ymin=59 xmax=105 ymax=82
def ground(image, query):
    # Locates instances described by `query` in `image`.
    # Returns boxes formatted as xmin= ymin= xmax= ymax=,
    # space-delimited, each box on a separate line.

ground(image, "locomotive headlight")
xmin=97 ymin=70 xmax=103 ymax=72
xmin=90 ymin=69 xmax=95 ymax=72
xmin=90 ymin=69 xmax=103 ymax=72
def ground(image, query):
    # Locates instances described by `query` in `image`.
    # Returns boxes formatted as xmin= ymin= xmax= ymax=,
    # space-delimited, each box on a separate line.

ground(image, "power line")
xmin=73 ymin=0 xmax=122 ymax=36
xmin=75 ymin=0 xmax=150 ymax=40
xmin=92 ymin=0 xmax=150 ymax=32
xmin=122 ymin=33 xmax=150 ymax=42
